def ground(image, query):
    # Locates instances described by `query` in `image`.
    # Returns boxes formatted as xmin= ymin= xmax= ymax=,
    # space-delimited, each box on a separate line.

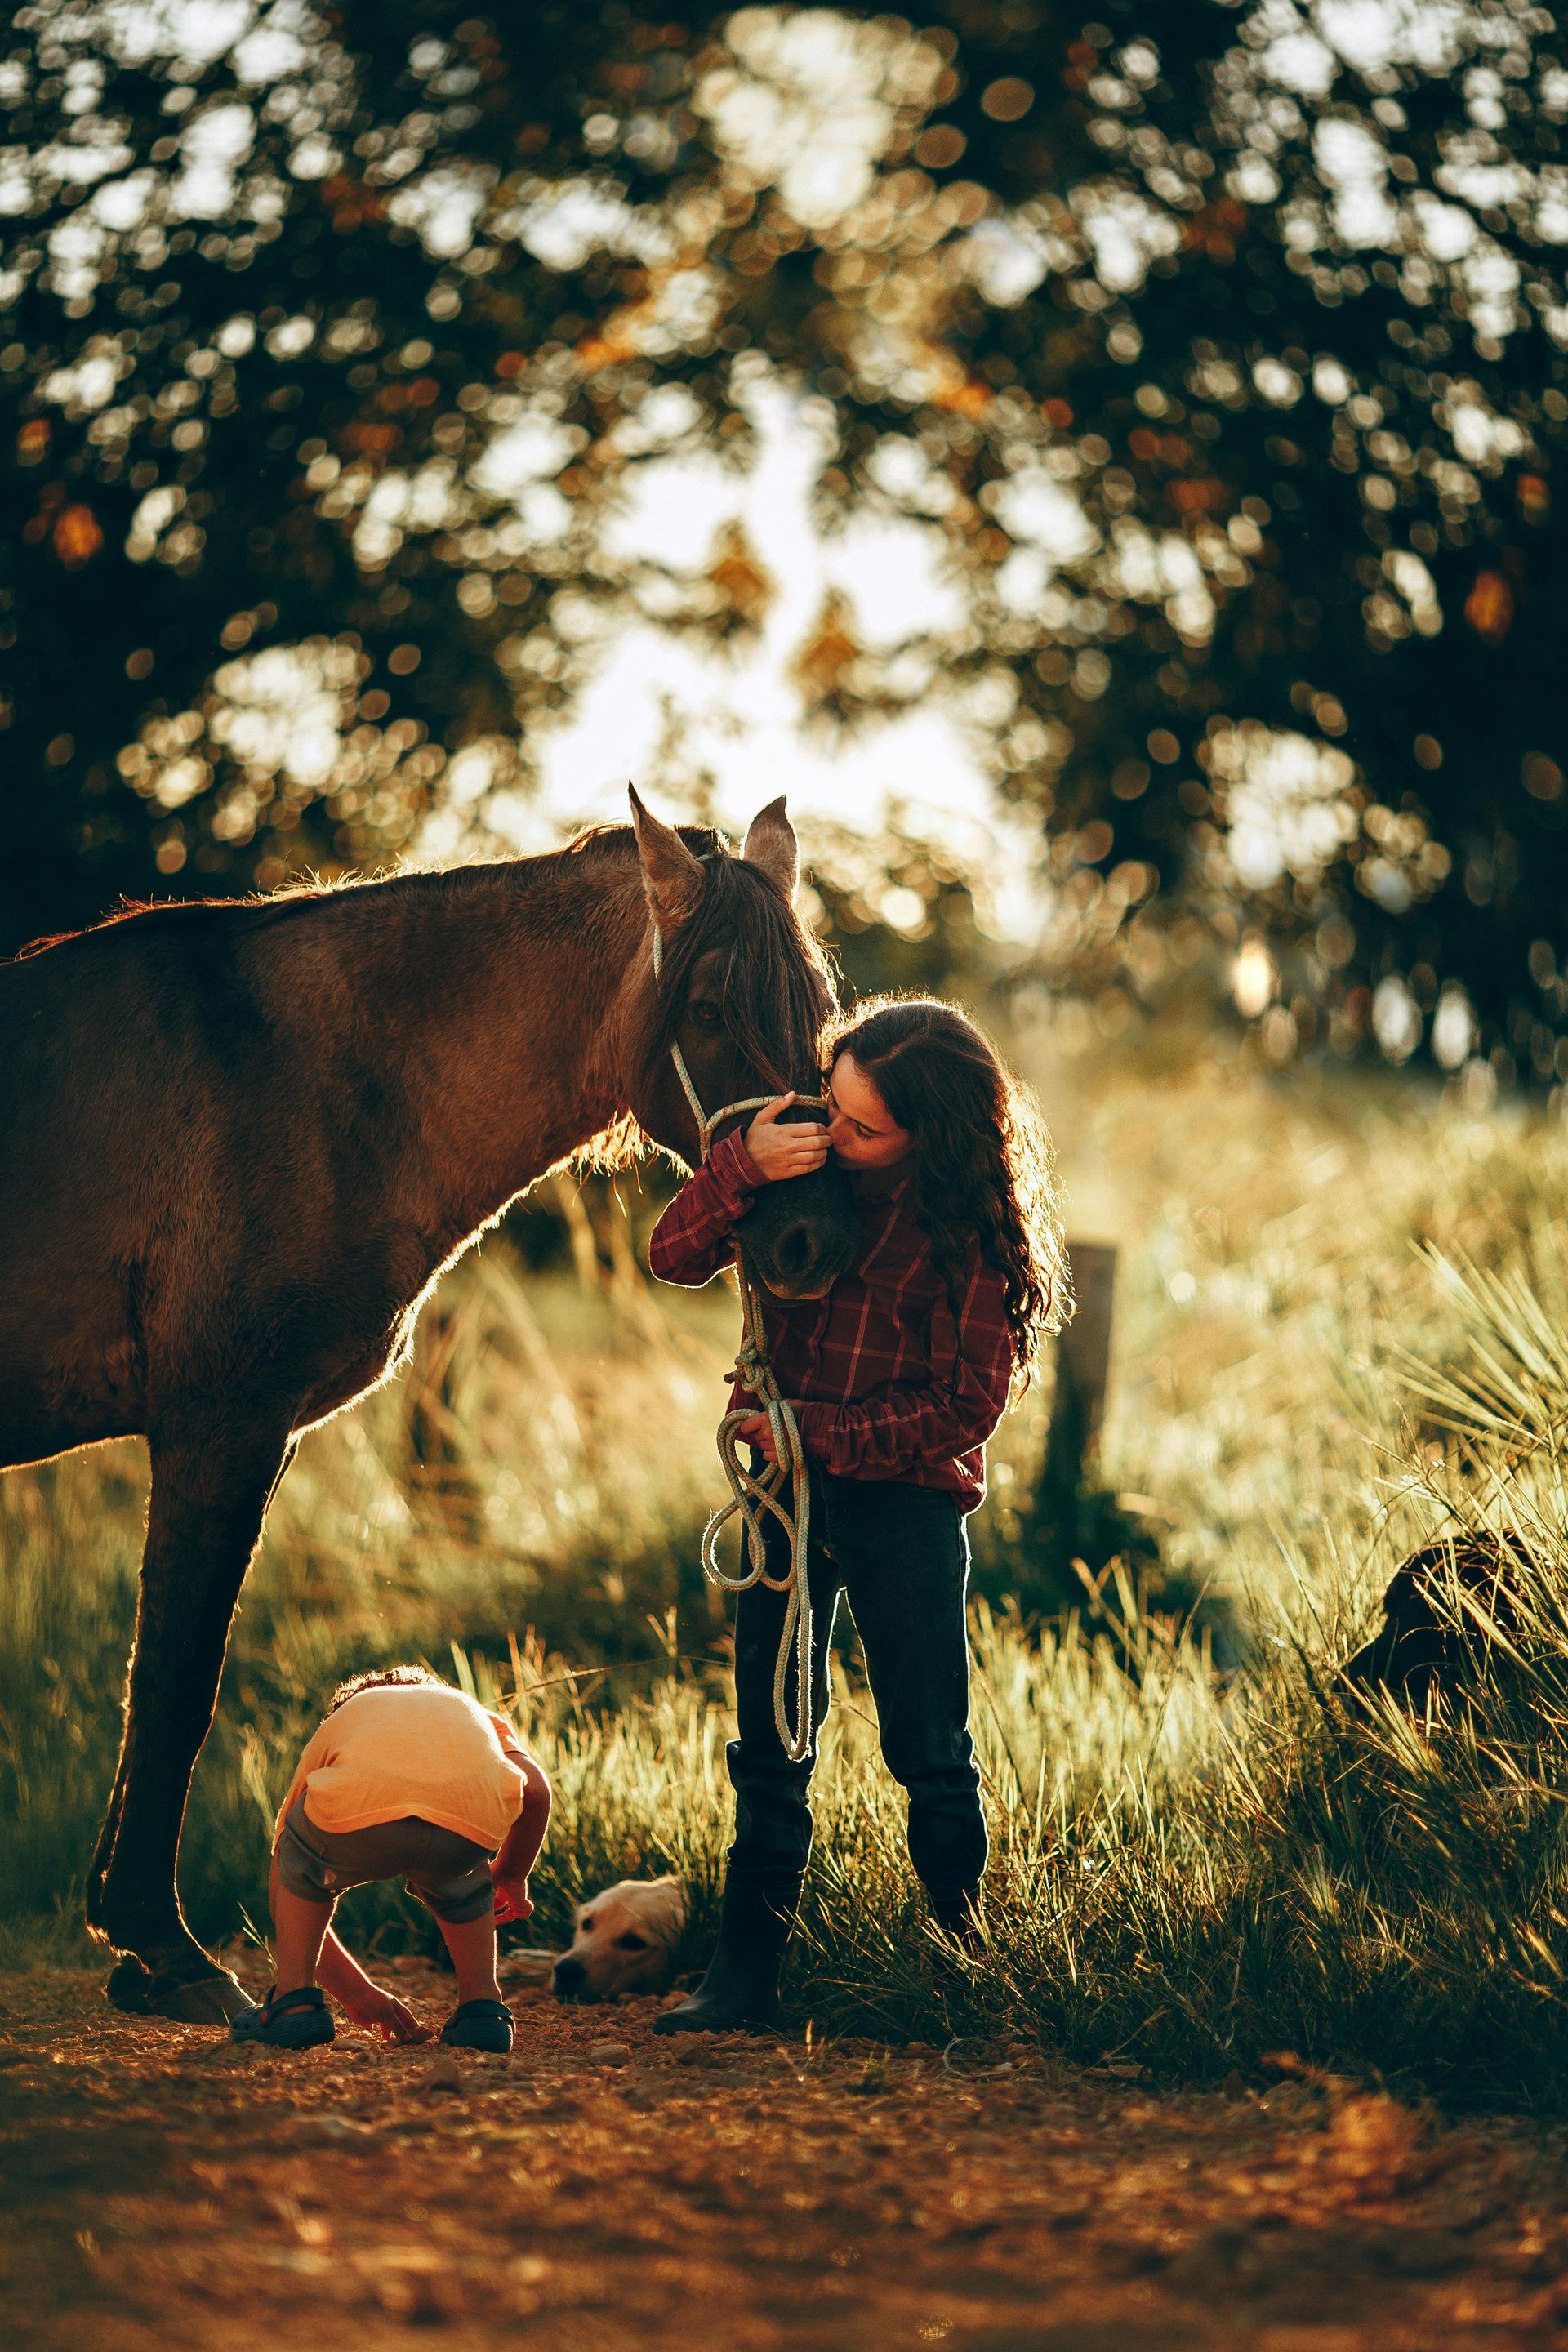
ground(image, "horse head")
xmin=628 ymin=788 xmax=858 ymax=1302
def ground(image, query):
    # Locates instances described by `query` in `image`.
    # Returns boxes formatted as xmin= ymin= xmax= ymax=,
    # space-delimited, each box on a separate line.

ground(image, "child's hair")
xmin=329 ymin=1664 xmax=442 ymax=1713
xmin=826 ymin=996 xmax=1071 ymax=1379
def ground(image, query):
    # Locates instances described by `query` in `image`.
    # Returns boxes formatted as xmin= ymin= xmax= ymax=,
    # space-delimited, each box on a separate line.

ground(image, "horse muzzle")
xmin=735 ymin=1162 xmax=857 ymax=1303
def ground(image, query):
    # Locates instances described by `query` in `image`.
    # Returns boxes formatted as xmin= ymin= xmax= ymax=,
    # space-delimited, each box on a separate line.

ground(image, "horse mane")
xmin=7 ymin=866 xmax=393 ymax=964
xmin=561 ymin=820 xmax=724 ymax=866
xmin=10 ymin=894 xmax=242 ymax=963
xmin=645 ymin=844 xmax=840 ymax=1096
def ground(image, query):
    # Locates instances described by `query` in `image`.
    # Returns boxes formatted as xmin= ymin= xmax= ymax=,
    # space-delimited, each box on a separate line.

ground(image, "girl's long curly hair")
xmin=826 ymin=996 xmax=1071 ymax=1381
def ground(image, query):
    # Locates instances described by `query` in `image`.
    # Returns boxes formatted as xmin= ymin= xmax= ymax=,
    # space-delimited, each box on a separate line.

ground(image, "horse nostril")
xmin=773 ymin=1222 xmax=820 ymax=1281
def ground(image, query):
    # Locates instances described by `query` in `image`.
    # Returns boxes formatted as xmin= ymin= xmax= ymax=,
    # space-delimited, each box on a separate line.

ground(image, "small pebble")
xmin=425 ymin=2057 xmax=465 ymax=2094
xmin=588 ymin=2041 xmax=631 ymax=2068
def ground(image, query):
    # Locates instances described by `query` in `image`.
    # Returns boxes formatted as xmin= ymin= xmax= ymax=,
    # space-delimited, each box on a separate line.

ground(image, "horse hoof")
xmin=104 ymin=1957 xmax=256 ymax=2024
xmin=105 ymin=1955 xmax=154 ymax=2013
xmin=150 ymin=1971 xmax=257 ymax=2025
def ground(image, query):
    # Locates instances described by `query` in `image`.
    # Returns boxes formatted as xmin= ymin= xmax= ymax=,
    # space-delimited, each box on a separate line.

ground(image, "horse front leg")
xmin=91 ymin=1411 xmax=296 ymax=2023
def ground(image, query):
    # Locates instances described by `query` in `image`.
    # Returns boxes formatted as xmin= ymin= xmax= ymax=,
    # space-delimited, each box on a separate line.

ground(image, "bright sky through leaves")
xmin=7 ymin=0 xmax=1568 ymax=1081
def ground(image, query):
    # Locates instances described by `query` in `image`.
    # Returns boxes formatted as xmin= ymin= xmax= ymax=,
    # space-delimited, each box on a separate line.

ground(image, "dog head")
xmin=1338 ymin=1533 xmax=1536 ymax=1705
xmin=551 ymin=1877 xmax=688 ymax=2002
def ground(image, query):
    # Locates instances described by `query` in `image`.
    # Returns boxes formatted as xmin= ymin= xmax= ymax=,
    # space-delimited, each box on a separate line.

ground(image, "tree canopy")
xmin=4 ymin=1 xmax=1566 ymax=1091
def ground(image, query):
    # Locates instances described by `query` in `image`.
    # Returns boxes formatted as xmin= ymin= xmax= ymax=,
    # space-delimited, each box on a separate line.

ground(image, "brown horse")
xmin=0 ymin=791 xmax=856 ymax=2020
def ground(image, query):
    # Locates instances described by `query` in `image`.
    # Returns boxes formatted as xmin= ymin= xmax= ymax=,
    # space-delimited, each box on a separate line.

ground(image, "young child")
xmin=233 ymin=1665 xmax=550 ymax=2051
xmin=648 ymin=996 xmax=1067 ymax=2033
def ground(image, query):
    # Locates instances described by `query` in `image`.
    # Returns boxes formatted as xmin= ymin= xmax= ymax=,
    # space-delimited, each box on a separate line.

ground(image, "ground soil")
xmin=5 ymin=1962 xmax=1568 ymax=2351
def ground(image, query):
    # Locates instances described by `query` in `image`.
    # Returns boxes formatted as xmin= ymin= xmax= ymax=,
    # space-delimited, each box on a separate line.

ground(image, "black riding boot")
xmin=929 ymin=1885 xmax=985 ymax=1955
xmin=653 ymin=1867 xmax=801 ymax=2035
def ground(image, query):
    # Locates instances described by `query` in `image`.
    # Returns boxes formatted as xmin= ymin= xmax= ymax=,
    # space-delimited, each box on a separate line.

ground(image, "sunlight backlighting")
xmin=422 ymin=367 xmax=1051 ymax=943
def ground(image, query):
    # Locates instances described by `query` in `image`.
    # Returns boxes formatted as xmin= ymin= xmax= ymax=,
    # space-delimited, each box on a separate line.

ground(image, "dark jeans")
xmin=727 ymin=1467 xmax=987 ymax=1904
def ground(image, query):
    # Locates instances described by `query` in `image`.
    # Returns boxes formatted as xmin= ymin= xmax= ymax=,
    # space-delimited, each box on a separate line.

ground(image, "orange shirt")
xmin=274 ymin=1683 xmax=532 ymax=1854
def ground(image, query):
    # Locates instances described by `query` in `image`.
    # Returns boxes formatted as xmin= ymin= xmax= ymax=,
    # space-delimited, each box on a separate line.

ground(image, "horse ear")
xmin=629 ymin=782 xmax=705 ymax=931
xmin=741 ymin=795 xmax=798 ymax=900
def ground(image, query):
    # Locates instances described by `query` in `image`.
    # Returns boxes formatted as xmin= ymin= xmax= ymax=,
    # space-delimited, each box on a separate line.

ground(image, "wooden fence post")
xmin=1049 ymin=1240 xmax=1117 ymax=1459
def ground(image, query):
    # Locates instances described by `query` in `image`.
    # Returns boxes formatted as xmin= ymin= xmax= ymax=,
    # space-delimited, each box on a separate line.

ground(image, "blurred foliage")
xmin=3 ymin=2 xmax=1568 ymax=1091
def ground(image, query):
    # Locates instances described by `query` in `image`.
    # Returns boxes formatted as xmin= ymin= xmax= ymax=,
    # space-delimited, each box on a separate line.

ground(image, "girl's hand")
xmin=341 ymin=1982 xmax=430 ymax=2043
xmin=743 ymin=1094 xmax=831 ymax=1183
xmin=737 ymin=1410 xmax=775 ymax=1464
xmin=738 ymin=1410 xmax=797 ymax=1468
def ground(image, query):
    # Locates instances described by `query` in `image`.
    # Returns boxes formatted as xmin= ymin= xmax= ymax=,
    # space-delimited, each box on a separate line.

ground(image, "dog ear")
xmin=741 ymin=796 xmax=798 ymax=900
xmin=630 ymin=784 xmax=706 ymax=933
xmin=652 ymin=1880 xmax=690 ymax=1927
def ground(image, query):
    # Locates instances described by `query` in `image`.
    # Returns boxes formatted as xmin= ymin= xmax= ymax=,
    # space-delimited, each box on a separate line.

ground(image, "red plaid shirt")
xmin=648 ymin=1130 xmax=1014 ymax=1512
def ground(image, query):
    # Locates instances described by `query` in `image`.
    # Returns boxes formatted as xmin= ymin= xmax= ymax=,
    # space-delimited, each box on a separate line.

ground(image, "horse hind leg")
xmin=91 ymin=1412 xmax=296 ymax=2023
xmin=87 ymin=1577 xmax=162 ymax=1936
xmin=86 ymin=1735 xmax=131 ymax=1936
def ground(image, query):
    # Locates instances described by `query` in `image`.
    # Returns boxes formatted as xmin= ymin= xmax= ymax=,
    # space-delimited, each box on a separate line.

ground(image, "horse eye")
xmin=613 ymin=1931 xmax=650 ymax=1951
xmin=688 ymin=1001 xmax=724 ymax=1033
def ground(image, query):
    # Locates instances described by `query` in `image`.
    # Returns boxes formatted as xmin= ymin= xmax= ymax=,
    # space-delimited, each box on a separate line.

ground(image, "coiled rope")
xmin=651 ymin=917 xmax=826 ymax=1762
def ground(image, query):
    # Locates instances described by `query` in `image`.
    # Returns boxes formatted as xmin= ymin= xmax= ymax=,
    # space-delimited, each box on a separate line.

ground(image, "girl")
xmin=648 ymin=996 xmax=1068 ymax=2033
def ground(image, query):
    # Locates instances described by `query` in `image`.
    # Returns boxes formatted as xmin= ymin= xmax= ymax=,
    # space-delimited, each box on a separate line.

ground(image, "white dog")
xmin=548 ymin=1877 xmax=689 ymax=2002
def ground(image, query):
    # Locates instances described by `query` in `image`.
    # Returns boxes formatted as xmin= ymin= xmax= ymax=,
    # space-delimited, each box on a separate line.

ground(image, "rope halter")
xmin=650 ymin=913 xmax=827 ymax=1762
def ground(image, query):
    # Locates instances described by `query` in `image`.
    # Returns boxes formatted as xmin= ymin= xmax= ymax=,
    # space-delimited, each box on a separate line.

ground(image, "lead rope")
xmin=651 ymin=919 xmax=826 ymax=1763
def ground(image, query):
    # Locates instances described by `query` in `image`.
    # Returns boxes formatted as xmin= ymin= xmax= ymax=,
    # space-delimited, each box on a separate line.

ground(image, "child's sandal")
xmin=440 ymin=1998 xmax=514 ymax=2053
xmin=229 ymin=1986 xmax=335 ymax=2050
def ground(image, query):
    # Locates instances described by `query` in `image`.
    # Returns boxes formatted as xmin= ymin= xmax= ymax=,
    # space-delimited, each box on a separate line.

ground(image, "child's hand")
xmin=491 ymin=1869 xmax=533 ymax=1925
xmin=341 ymin=1982 xmax=430 ymax=2043
xmin=743 ymin=1094 xmax=831 ymax=1183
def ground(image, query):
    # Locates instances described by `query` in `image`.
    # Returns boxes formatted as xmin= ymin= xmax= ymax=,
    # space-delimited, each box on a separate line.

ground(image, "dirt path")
xmin=3 ymin=1965 xmax=1567 ymax=2351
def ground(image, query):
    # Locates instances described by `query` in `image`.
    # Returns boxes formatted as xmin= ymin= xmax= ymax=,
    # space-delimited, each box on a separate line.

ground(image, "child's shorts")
xmin=276 ymin=1799 xmax=496 ymax=1923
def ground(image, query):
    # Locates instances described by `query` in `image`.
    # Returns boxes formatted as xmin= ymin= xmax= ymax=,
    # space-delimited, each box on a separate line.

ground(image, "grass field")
xmin=7 ymin=1027 xmax=1568 ymax=2108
